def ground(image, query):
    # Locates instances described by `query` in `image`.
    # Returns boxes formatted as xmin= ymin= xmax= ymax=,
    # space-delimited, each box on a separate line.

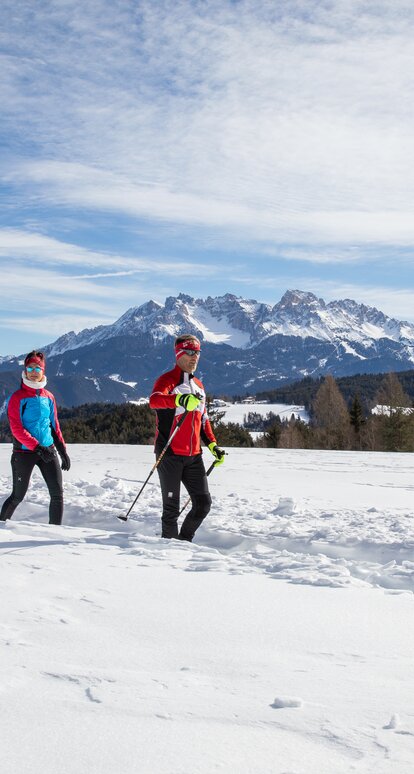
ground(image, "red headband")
xmin=25 ymin=355 xmax=45 ymax=369
xmin=175 ymin=339 xmax=201 ymax=359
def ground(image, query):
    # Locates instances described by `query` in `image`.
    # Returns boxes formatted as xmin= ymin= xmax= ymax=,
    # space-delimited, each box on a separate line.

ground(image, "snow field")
xmin=1 ymin=445 xmax=414 ymax=773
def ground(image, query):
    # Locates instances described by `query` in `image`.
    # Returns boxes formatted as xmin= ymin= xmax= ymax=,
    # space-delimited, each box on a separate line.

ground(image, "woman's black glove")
xmin=51 ymin=430 xmax=71 ymax=471
xmin=36 ymin=444 xmax=56 ymax=464
xmin=59 ymin=448 xmax=71 ymax=471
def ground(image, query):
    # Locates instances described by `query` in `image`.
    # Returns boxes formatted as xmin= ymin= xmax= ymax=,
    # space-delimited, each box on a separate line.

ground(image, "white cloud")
xmin=2 ymin=1 xmax=414 ymax=352
xmin=0 ymin=313 xmax=112 ymax=338
xmin=0 ymin=230 xmax=227 ymax=346
xmin=10 ymin=162 xmax=414 ymax=249
xmin=0 ymin=228 xmax=220 ymax=275
xmin=0 ymin=264 xmax=122 ymax=305
xmin=3 ymin=1 xmax=414 ymax=250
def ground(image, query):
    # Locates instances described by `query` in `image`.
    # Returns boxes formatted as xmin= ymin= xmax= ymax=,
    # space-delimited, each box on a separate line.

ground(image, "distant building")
xmin=371 ymin=404 xmax=413 ymax=416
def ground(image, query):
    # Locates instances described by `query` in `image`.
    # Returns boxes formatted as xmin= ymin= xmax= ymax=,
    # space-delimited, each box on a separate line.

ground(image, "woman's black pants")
xmin=157 ymin=452 xmax=211 ymax=541
xmin=0 ymin=451 xmax=63 ymax=525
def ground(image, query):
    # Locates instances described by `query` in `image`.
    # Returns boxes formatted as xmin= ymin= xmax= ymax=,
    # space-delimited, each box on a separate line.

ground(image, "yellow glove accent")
xmin=175 ymin=393 xmax=201 ymax=411
xmin=208 ymin=442 xmax=225 ymax=465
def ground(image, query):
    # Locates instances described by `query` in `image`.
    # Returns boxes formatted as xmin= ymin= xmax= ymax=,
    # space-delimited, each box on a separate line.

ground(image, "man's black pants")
xmin=0 ymin=451 xmax=63 ymax=525
xmin=157 ymin=452 xmax=211 ymax=541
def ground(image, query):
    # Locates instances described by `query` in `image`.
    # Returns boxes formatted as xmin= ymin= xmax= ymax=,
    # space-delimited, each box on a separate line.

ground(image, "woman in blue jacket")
xmin=0 ymin=351 xmax=70 ymax=525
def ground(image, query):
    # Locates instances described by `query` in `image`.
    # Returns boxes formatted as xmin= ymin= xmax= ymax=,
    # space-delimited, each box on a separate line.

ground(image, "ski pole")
xmin=178 ymin=460 xmax=216 ymax=516
xmin=118 ymin=411 xmax=188 ymax=522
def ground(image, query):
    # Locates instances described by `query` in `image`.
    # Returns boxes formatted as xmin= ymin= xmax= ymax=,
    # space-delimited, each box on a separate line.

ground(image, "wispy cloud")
xmin=0 ymin=228 xmax=223 ymax=276
xmin=2 ymin=1 xmax=414 ymax=352
xmin=10 ymin=162 xmax=414 ymax=248
xmin=0 ymin=228 xmax=227 ymax=349
xmin=3 ymin=1 xmax=414 ymax=248
xmin=0 ymin=313 xmax=112 ymax=338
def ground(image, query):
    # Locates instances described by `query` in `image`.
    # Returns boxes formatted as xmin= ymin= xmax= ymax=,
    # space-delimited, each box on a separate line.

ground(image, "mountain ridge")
xmin=0 ymin=290 xmax=413 ymax=406
xmin=31 ymin=289 xmax=414 ymax=357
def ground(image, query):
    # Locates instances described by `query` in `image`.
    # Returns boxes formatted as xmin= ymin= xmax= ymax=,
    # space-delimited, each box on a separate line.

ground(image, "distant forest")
xmin=0 ymin=368 xmax=413 ymax=451
xmin=0 ymin=401 xmax=253 ymax=449
xmin=253 ymin=368 xmax=414 ymax=411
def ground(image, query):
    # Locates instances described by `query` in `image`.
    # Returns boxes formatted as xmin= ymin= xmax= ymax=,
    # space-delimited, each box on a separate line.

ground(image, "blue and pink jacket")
xmin=7 ymin=382 xmax=66 ymax=452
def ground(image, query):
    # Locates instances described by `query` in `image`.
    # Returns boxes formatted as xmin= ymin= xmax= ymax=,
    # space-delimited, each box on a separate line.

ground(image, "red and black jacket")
xmin=149 ymin=364 xmax=216 ymax=456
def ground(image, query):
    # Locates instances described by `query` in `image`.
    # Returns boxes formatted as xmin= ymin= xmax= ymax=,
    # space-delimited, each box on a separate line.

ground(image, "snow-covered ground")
xmin=1 ymin=445 xmax=413 ymax=774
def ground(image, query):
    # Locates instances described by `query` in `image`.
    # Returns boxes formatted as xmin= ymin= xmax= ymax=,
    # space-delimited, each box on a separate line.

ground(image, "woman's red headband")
xmin=25 ymin=355 xmax=45 ymax=369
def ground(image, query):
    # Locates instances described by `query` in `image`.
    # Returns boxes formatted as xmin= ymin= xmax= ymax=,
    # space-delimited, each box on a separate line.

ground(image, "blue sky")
xmin=1 ymin=0 xmax=414 ymax=356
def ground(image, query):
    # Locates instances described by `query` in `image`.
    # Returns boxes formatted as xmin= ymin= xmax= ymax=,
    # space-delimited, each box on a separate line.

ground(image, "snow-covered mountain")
xmin=42 ymin=290 xmax=414 ymax=355
xmin=1 ymin=290 xmax=414 ymax=405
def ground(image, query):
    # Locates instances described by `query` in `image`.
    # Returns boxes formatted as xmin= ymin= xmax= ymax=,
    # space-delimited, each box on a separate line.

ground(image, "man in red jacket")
xmin=149 ymin=334 xmax=225 ymax=541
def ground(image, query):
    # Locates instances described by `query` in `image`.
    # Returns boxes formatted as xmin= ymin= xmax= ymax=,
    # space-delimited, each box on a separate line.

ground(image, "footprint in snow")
xmin=383 ymin=713 xmax=400 ymax=730
xmin=271 ymin=696 xmax=303 ymax=709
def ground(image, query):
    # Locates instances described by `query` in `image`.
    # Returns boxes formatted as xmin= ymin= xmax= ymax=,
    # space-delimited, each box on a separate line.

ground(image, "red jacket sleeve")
xmin=149 ymin=373 xmax=178 ymax=410
xmin=7 ymin=392 xmax=38 ymax=450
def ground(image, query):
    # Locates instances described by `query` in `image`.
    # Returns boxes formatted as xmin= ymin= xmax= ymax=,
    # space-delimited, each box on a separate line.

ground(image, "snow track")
xmin=1 ymin=446 xmax=414 ymax=774
xmin=1 ymin=445 xmax=413 ymax=592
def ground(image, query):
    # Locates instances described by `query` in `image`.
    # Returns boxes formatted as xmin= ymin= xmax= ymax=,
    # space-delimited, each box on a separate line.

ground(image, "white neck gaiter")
xmin=22 ymin=371 xmax=48 ymax=390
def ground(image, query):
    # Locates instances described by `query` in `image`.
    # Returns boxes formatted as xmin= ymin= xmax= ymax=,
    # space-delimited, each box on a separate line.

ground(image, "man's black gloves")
xmin=36 ymin=444 xmax=56 ymax=464
xmin=59 ymin=449 xmax=71 ymax=471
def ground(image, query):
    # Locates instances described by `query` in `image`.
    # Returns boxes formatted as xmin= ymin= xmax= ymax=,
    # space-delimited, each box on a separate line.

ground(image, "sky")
xmin=1 ymin=0 xmax=414 ymax=356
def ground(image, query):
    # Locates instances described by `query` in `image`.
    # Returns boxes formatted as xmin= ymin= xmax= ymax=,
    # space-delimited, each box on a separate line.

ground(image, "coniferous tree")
xmin=349 ymin=393 xmax=366 ymax=450
xmin=312 ymin=375 xmax=352 ymax=450
xmin=373 ymin=373 xmax=413 ymax=451
xmin=263 ymin=417 xmax=282 ymax=448
xmin=213 ymin=421 xmax=253 ymax=447
xmin=278 ymin=419 xmax=306 ymax=449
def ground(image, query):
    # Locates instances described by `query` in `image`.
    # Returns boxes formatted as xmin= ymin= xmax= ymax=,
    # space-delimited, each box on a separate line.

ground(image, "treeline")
xmin=0 ymin=401 xmax=253 ymax=448
xmin=58 ymin=403 xmax=156 ymax=444
xmin=0 ymin=403 xmax=156 ymax=446
xmin=0 ymin=372 xmax=413 ymax=451
xmin=255 ymin=372 xmax=414 ymax=452
xmin=255 ymin=368 xmax=414 ymax=412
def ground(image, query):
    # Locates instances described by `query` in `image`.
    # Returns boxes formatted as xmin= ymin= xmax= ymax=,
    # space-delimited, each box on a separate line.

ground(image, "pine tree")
xmin=374 ymin=372 xmax=411 ymax=413
xmin=312 ymin=375 xmax=352 ymax=450
xmin=263 ymin=418 xmax=282 ymax=448
xmin=373 ymin=373 xmax=413 ymax=451
xmin=349 ymin=393 xmax=365 ymax=450
xmin=213 ymin=421 xmax=253 ymax=447
xmin=278 ymin=419 xmax=305 ymax=449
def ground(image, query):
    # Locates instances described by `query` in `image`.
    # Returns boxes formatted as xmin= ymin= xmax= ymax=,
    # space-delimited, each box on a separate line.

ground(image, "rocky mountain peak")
xmin=3 ymin=289 xmax=414 ymax=371
xmin=277 ymin=290 xmax=322 ymax=309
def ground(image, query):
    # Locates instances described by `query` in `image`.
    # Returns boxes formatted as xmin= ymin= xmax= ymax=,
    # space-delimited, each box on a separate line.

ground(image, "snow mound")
xmin=271 ymin=696 xmax=304 ymax=709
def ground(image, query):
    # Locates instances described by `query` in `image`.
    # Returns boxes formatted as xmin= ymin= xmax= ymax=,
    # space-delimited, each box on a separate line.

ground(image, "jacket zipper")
xmin=189 ymin=376 xmax=195 ymax=456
